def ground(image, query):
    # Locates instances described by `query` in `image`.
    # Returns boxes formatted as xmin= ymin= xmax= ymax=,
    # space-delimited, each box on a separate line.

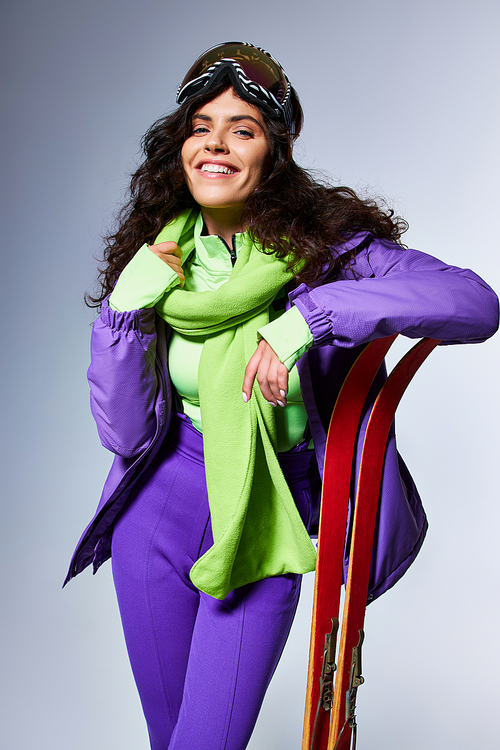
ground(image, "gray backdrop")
xmin=1 ymin=1 xmax=499 ymax=748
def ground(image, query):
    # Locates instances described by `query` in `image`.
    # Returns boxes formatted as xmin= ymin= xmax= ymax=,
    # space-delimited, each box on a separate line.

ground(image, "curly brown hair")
xmin=87 ymin=81 xmax=407 ymax=307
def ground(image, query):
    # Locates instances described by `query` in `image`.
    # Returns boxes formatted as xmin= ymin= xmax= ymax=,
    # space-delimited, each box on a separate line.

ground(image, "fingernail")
xmin=277 ymin=400 xmax=285 ymax=408
xmin=267 ymin=401 xmax=277 ymax=407
xmin=242 ymin=393 xmax=248 ymax=403
xmin=280 ymin=390 xmax=286 ymax=398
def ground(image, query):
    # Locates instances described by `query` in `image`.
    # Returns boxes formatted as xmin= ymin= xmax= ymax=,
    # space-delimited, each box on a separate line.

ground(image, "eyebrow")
xmin=192 ymin=113 xmax=265 ymax=131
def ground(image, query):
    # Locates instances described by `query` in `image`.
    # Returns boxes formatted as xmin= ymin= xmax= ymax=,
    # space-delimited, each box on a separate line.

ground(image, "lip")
xmin=194 ymin=159 xmax=240 ymax=175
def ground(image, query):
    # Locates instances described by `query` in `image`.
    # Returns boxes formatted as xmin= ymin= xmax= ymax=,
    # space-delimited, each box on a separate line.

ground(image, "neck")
xmin=200 ymin=205 xmax=245 ymax=245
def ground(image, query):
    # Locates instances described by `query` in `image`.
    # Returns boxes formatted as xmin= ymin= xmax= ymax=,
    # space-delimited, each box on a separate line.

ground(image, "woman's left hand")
xmin=242 ymin=339 xmax=288 ymax=407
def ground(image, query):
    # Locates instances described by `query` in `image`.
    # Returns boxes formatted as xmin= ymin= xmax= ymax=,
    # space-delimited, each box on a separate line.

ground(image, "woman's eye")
xmin=192 ymin=126 xmax=210 ymax=134
xmin=235 ymin=128 xmax=253 ymax=137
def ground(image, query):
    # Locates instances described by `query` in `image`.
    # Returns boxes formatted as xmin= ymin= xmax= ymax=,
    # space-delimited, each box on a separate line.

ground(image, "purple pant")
xmin=111 ymin=414 xmax=316 ymax=750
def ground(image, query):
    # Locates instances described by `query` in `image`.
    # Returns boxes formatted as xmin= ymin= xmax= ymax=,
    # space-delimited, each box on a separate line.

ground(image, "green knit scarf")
xmin=154 ymin=209 xmax=316 ymax=599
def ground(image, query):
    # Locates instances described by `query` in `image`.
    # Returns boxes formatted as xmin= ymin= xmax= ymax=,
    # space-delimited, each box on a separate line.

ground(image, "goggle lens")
xmin=179 ymin=42 xmax=289 ymax=105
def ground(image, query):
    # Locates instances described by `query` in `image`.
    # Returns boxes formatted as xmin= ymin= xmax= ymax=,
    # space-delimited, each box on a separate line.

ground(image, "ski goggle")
xmin=176 ymin=42 xmax=295 ymax=133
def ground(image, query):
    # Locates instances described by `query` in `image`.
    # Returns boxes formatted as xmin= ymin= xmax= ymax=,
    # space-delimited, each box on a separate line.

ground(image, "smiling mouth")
xmin=199 ymin=164 xmax=237 ymax=175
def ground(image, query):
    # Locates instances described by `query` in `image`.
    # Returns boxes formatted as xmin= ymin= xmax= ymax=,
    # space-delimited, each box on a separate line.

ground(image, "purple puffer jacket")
xmin=64 ymin=233 xmax=499 ymax=601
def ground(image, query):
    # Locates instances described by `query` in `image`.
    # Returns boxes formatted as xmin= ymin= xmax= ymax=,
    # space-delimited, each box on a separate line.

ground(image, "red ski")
xmin=302 ymin=335 xmax=440 ymax=750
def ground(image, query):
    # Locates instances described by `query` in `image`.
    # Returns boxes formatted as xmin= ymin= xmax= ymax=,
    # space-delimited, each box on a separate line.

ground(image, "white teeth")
xmin=200 ymin=164 xmax=235 ymax=174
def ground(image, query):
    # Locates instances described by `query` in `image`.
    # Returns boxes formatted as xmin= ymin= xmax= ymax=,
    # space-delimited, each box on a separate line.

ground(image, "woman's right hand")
xmin=148 ymin=241 xmax=184 ymax=288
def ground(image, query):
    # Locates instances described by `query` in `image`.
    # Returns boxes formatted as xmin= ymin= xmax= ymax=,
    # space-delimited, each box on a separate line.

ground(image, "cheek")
xmin=181 ymin=139 xmax=195 ymax=172
xmin=250 ymin=146 xmax=272 ymax=183
xmin=180 ymin=144 xmax=188 ymax=173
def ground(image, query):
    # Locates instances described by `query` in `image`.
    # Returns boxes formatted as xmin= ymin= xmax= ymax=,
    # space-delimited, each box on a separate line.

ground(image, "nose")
xmin=204 ymin=129 xmax=228 ymax=153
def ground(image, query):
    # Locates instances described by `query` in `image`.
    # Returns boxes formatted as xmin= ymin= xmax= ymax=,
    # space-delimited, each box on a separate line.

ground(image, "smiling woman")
xmin=66 ymin=42 xmax=498 ymax=750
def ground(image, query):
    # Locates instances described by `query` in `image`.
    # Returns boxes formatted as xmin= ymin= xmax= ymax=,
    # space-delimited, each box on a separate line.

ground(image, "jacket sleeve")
xmin=290 ymin=238 xmax=499 ymax=347
xmin=87 ymin=299 xmax=166 ymax=458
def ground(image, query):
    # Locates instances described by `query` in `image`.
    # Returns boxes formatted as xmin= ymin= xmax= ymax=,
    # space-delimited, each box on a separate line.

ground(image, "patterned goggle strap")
xmin=176 ymin=42 xmax=294 ymax=133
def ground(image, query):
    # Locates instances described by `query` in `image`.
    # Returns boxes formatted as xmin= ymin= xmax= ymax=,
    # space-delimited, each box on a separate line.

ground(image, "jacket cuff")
xmin=257 ymin=305 xmax=313 ymax=370
xmin=109 ymin=244 xmax=180 ymax=312
xmin=289 ymin=283 xmax=338 ymax=344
